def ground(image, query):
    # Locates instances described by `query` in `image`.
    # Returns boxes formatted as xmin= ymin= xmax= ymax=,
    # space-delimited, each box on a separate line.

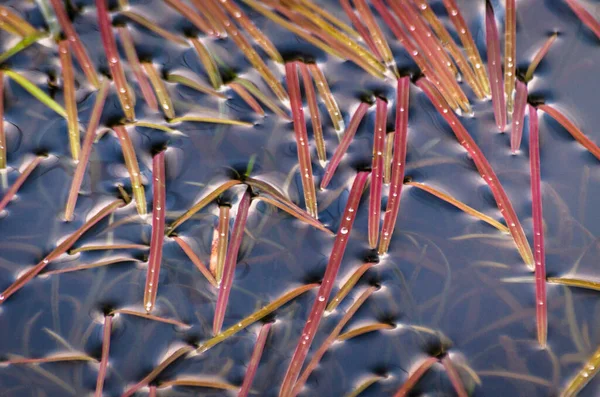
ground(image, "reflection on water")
xmin=0 ymin=0 xmax=599 ymax=396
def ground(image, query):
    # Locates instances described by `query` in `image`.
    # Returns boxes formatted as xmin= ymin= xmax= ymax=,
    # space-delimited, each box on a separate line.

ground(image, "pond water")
xmin=0 ymin=0 xmax=599 ymax=396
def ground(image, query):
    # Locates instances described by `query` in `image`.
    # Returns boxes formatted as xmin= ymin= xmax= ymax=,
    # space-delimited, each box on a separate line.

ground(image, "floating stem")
xmin=228 ymin=82 xmax=265 ymax=116
xmin=239 ymin=323 xmax=272 ymax=397
xmin=164 ymin=0 xmax=212 ymax=35
xmin=236 ymin=78 xmax=290 ymax=120
xmin=172 ymin=236 xmax=218 ymax=287
xmin=326 ymin=261 xmax=376 ymax=312
xmin=0 ymin=6 xmax=37 ymax=36
xmin=215 ymin=205 xmax=230 ymax=283
xmin=190 ymin=38 xmax=223 ymax=90
xmin=0 ymin=71 xmax=4 ymax=169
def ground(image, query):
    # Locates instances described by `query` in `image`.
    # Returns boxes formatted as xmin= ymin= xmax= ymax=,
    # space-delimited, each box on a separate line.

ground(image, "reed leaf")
xmin=0 ymin=71 xmax=4 ymax=169
xmin=368 ymin=97 xmax=387 ymax=248
xmin=441 ymin=356 xmax=469 ymax=397
xmin=236 ymin=78 xmax=290 ymax=120
xmin=168 ymin=115 xmax=252 ymax=127
xmin=228 ymin=82 xmax=264 ymax=116
xmin=547 ymin=277 xmax=600 ymax=292
xmin=537 ymin=104 xmax=600 ymax=160
xmin=213 ymin=188 xmax=252 ymax=334
xmin=0 ymin=6 xmax=37 ymax=36
xmin=157 ymin=379 xmax=238 ymax=390
xmin=0 ymin=31 xmax=48 ymax=64
xmin=164 ymin=0 xmax=212 ymax=35
xmin=565 ymin=0 xmax=600 ymax=40
xmin=405 ymin=181 xmax=509 ymax=233
xmin=286 ymin=61 xmax=318 ymax=218
xmin=111 ymin=308 xmax=190 ymax=328
xmin=340 ymin=0 xmax=382 ymax=62
xmin=525 ymin=33 xmax=558 ymax=82
xmin=307 ymin=63 xmax=344 ymax=135
xmin=0 ymin=155 xmax=45 ymax=213
xmin=511 ymin=80 xmax=528 ymax=153
xmin=95 ymin=315 xmax=112 ymax=397
xmin=166 ymin=72 xmax=225 ymax=99
xmin=0 ymin=199 xmax=123 ymax=303
xmin=300 ymin=63 xmax=326 ymax=165
xmin=485 ymin=0 xmax=506 ymax=131
xmin=416 ymin=77 xmax=534 ymax=269
xmin=291 ymin=286 xmax=377 ymax=397
xmin=379 ymin=77 xmax=409 ymax=255
xmin=504 ymin=0 xmax=516 ymax=116
xmin=58 ymin=40 xmax=80 ymax=161
xmin=142 ymin=62 xmax=174 ymax=119
xmin=320 ymin=102 xmax=370 ymax=189
xmin=327 ymin=262 xmax=376 ymax=312
xmin=383 ymin=131 xmax=394 ymax=184
xmin=172 ymin=236 xmax=218 ymax=287
xmin=190 ymin=38 xmax=223 ymax=90
xmin=279 ymin=171 xmax=369 ymax=396
xmin=2 ymin=353 xmax=96 ymax=365
xmin=239 ymin=323 xmax=272 ymax=397
xmin=49 ymin=0 xmax=100 ymax=87
xmin=529 ymin=105 xmax=547 ymax=347
xmin=96 ymin=0 xmax=135 ymax=121
xmin=354 ymin=0 xmax=394 ymax=66
xmin=337 ymin=322 xmax=394 ymax=341
xmin=120 ymin=11 xmax=189 ymax=46
xmin=65 ymin=80 xmax=109 ymax=221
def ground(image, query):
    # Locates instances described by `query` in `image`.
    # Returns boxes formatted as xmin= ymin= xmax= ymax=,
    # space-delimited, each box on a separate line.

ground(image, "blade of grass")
xmin=218 ymin=0 xmax=283 ymax=63
xmin=111 ymin=309 xmax=190 ymax=328
xmin=69 ymin=243 xmax=146 ymax=254
xmin=0 ymin=71 xmax=4 ymax=169
xmin=58 ymin=40 xmax=80 ymax=161
xmin=0 ymin=31 xmax=48 ymax=64
xmin=228 ymin=82 xmax=265 ymax=116
xmin=416 ymin=77 xmax=534 ymax=269
xmin=327 ymin=262 xmax=376 ymax=313
xmin=299 ymin=63 xmax=326 ymax=166
xmin=94 ymin=315 xmax=112 ymax=397
xmin=286 ymin=61 xmax=318 ymax=218
xmin=346 ymin=376 xmax=384 ymax=397
xmin=441 ymin=356 xmax=469 ymax=397
xmin=157 ymin=379 xmax=238 ymax=390
xmin=141 ymin=62 xmax=174 ymax=119
xmin=505 ymin=0 xmax=516 ymax=116
xmin=164 ymin=0 xmax=213 ymax=35
xmin=320 ymin=102 xmax=370 ymax=189
xmin=236 ymin=78 xmax=290 ymax=120
xmin=486 ymin=0 xmax=506 ymax=131
xmin=529 ymin=104 xmax=547 ymax=347
xmin=169 ymin=114 xmax=252 ymax=127
xmin=525 ymin=33 xmax=558 ymax=82
xmin=441 ymin=0 xmax=491 ymax=96
xmin=65 ymin=80 xmax=109 ymax=221
xmin=113 ymin=125 xmax=146 ymax=215
xmin=166 ymin=72 xmax=225 ymax=99
xmin=120 ymin=11 xmax=189 ymax=46
xmin=354 ymin=0 xmax=394 ymax=66
xmin=190 ymin=38 xmax=223 ymax=90
xmin=298 ymin=0 xmax=360 ymax=39
xmin=383 ymin=131 xmax=394 ymax=184
xmin=4 ymin=69 xmax=67 ymax=118
xmin=117 ymin=26 xmax=159 ymax=112
xmin=144 ymin=150 xmax=166 ymax=313
xmin=337 ymin=323 xmax=394 ymax=341
xmin=253 ymin=195 xmax=332 ymax=235
xmin=205 ymin=0 xmax=288 ymax=102
xmin=405 ymin=181 xmax=509 ymax=233
xmin=368 ymin=97 xmax=387 ymax=248
xmin=560 ymin=345 xmax=600 ymax=397
xmin=291 ymin=286 xmax=377 ymax=397
xmin=279 ymin=171 xmax=369 ymax=397
xmin=547 ymin=277 xmax=600 ymax=292
xmin=96 ymin=0 xmax=135 ymax=121
xmin=537 ymin=104 xmax=600 ymax=160
xmin=132 ymin=121 xmax=178 ymax=134
xmin=0 ymin=6 xmax=37 ymax=36
xmin=307 ymin=63 xmax=344 ymax=135
xmin=49 ymin=0 xmax=100 ymax=88
xmin=190 ymin=0 xmax=227 ymax=38
xmin=0 ymin=199 xmax=123 ymax=302
xmin=2 ymin=354 xmax=96 ymax=365
xmin=340 ymin=0 xmax=382 ymax=61
xmin=412 ymin=0 xmax=485 ymax=99
xmin=0 ymin=155 xmax=45 ymax=213
xmin=213 ymin=188 xmax=252 ymax=334
xmin=379 ymin=77 xmax=409 ymax=255
xmin=565 ymin=0 xmax=600 ymax=40
xmin=172 ymin=236 xmax=218 ymax=287
xmin=511 ymin=80 xmax=527 ymax=153
xmin=43 ymin=257 xmax=134 ymax=275
xmin=165 ymin=179 xmax=241 ymax=235
xmin=238 ymin=323 xmax=272 ymax=397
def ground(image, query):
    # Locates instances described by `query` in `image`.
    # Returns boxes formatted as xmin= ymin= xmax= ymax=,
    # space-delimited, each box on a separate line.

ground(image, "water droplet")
xmin=318 ymin=296 xmax=325 ymax=302
xmin=340 ymin=227 xmax=348 ymax=235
